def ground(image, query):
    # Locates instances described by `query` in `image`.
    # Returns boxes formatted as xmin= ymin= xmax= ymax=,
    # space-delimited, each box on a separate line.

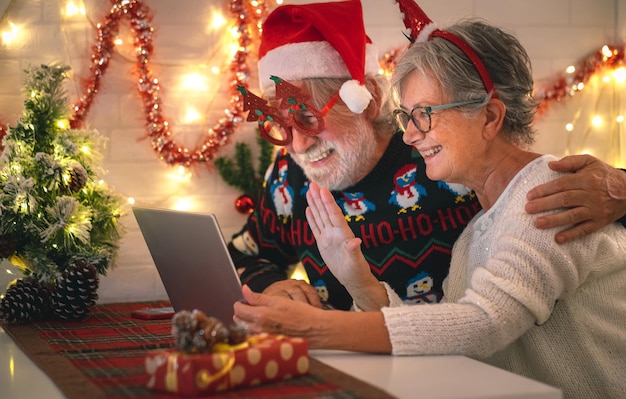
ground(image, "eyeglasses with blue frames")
xmin=393 ymin=99 xmax=485 ymax=134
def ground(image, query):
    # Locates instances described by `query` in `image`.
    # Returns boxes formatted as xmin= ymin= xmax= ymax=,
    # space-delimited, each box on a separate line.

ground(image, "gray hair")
xmin=391 ymin=19 xmax=538 ymax=147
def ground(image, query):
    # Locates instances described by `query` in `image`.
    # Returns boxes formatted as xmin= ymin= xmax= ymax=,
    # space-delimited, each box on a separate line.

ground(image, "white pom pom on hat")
xmin=339 ymin=79 xmax=373 ymax=114
xmin=257 ymin=1 xmax=379 ymax=114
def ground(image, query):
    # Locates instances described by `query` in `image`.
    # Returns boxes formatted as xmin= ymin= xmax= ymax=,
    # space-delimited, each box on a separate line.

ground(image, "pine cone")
xmin=0 ymin=276 xmax=52 ymax=324
xmin=51 ymin=262 xmax=99 ymax=321
xmin=171 ymin=309 xmax=247 ymax=353
xmin=66 ymin=164 xmax=88 ymax=192
xmin=0 ymin=234 xmax=17 ymax=258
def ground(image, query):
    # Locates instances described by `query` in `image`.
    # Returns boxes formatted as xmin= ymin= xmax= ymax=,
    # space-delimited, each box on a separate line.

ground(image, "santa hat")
xmin=258 ymin=1 xmax=379 ymax=114
xmin=394 ymin=0 xmax=497 ymax=97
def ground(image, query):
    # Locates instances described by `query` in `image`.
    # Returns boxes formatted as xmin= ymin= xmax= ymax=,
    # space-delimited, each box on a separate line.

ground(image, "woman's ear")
xmin=483 ymin=98 xmax=506 ymax=140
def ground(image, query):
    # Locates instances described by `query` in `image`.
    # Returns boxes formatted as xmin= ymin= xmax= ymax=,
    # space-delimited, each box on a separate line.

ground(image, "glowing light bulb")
xmin=612 ymin=67 xmax=626 ymax=83
xmin=1 ymin=22 xmax=21 ymax=46
xmin=172 ymin=198 xmax=192 ymax=211
xmin=128 ymin=197 xmax=136 ymax=205
xmin=229 ymin=25 xmax=239 ymax=40
xmin=181 ymin=73 xmax=207 ymax=91
xmin=183 ymin=106 xmax=202 ymax=123
xmin=581 ymin=149 xmax=595 ymax=157
xmin=114 ymin=38 xmax=123 ymax=46
xmin=565 ymin=123 xmax=574 ymax=132
xmin=81 ymin=145 xmax=90 ymax=154
xmin=65 ymin=1 xmax=86 ymax=17
xmin=289 ymin=264 xmax=309 ymax=282
xmin=591 ymin=115 xmax=602 ymax=127
xmin=601 ymin=45 xmax=613 ymax=58
xmin=211 ymin=13 xmax=227 ymax=29
xmin=211 ymin=66 xmax=219 ymax=74
xmin=617 ymin=115 xmax=624 ymax=123
xmin=565 ymin=65 xmax=576 ymax=74
xmin=170 ymin=166 xmax=191 ymax=183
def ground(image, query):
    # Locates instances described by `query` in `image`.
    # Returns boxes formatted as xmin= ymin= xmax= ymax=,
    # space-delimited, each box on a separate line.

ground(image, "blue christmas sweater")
xmin=228 ymin=133 xmax=482 ymax=310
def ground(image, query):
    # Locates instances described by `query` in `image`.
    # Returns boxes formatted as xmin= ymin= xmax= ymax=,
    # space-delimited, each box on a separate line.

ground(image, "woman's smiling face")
xmin=400 ymin=71 xmax=486 ymax=185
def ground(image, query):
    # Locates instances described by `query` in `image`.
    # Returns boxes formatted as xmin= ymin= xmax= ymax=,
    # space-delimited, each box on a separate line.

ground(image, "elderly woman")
xmin=234 ymin=16 xmax=626 ymax=399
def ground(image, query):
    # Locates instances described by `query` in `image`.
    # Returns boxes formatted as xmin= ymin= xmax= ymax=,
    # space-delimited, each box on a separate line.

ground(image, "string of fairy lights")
xmin=534 ymin=44 xmax=625 ymax=168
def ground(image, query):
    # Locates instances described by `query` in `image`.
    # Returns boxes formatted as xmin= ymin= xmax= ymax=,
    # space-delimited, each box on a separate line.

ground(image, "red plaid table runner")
xmin=2 ymin=302 xmax=394 ymax=399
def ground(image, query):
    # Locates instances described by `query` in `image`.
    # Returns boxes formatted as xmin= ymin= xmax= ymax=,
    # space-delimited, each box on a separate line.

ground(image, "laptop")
xmin=132 ymin=206 xmax=243 ymax=324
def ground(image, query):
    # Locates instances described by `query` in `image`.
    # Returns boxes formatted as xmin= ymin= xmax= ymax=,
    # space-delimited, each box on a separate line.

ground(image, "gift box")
xmin=145 ymin=333 xmax=310 ymax=395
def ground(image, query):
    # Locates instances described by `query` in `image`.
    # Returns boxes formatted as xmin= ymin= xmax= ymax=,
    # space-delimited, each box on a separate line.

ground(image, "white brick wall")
xmin=0 ymin=0 xmax=623 ymax=302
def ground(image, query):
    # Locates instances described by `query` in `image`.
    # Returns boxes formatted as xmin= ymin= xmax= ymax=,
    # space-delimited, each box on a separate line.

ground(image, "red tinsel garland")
xmin=69 ymin=0 xmax=270 ymax=167
xmin=534 ymin=43 xmax=625 ymax=117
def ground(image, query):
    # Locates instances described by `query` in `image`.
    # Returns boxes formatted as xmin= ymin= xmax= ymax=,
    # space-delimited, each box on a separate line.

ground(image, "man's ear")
xmin=483 ymin=98 xmax=506 ymax=140
xmin=363 ymin=77 xmax=382 ymax=120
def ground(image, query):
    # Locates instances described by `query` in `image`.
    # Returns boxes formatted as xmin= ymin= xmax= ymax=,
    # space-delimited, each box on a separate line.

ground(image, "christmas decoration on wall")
xmin=0 ymin=64 xmax=125 ymax=323
xmin=69 ymin=0 xmax=272 ymax=168
xmin=535 ymin=43 xmax=625 ymax=116
xmin=533 ymin=43 xmax=626 ymax=167
xmin=214 ymin=137 xmax=275 ymax=214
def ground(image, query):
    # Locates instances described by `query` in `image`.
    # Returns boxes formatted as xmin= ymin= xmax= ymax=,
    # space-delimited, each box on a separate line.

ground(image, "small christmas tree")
xmin=0 ymin=64 xmax=126 ymax=323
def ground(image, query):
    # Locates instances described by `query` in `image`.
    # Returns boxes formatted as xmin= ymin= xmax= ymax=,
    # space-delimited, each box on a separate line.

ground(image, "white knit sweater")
xmin=381 ymin=155 xmax=626 ymax=399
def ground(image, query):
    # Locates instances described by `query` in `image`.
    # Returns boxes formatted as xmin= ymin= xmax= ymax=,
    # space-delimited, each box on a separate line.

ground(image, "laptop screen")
xmin=132 ymin=207 xmax=243 ymax=324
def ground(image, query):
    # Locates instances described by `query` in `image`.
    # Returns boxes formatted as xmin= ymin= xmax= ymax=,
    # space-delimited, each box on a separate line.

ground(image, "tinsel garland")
xmin=534 ymin=43 xmax=625 ymax=117
xmin=69 ymin=0 xmax=272 ymax=167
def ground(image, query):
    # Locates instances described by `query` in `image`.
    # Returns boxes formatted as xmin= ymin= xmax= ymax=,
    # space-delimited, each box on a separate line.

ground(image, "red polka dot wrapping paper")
xmin=145 ymin=333 xmax=310 ymax=396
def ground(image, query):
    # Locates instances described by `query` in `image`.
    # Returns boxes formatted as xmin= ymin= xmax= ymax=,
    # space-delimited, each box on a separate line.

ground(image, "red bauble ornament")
xmin=235 ymin=194 xmax=255 ymax=214
xmin=0 ymin=121 xmax=7 ymax=151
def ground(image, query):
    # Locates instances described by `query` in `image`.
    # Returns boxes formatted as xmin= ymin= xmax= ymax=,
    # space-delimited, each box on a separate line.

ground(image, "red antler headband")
xmin=395 ymin=0 xmax=498 ymax=98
